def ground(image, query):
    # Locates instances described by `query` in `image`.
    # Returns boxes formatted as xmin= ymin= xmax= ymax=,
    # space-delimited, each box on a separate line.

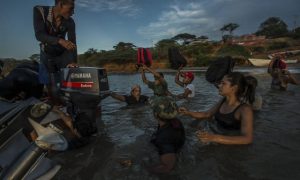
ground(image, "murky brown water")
xmin=53 ymin=68 xmax=300 ymax=180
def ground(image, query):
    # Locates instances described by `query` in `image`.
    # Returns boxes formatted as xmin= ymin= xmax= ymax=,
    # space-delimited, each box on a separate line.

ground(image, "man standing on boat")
xmin=33 ymin=0 xmax=77 ymax=104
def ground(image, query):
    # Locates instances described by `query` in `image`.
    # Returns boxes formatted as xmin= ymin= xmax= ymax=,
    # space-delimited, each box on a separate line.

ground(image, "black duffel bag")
xmin=205 ymin=56 xmax=235 ymax=84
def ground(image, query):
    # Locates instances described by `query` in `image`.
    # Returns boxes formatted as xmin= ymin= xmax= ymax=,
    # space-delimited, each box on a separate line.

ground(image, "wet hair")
xmin=130 ymin=85 xmax=141 ymax=95
xmin=244 ymin=76 xmax=257 ymax=104
xmin=55 ymin=0 xmax=74 ymax=5
xmin=225 ymin=72 xmax=256 ymax=104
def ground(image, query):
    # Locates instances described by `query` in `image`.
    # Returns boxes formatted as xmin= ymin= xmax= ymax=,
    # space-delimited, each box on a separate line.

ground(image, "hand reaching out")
xmin=196 ymin=130 xmax=214 ymax=143
xmin=178 ymin=107 xmax=188 ymax=114
xmin=67 ymin=63 xmax=78 ymax=68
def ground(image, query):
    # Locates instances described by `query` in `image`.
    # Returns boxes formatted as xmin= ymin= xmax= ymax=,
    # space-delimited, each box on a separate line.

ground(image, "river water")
xmin=53 ymin=67 xmax=300 ymax=180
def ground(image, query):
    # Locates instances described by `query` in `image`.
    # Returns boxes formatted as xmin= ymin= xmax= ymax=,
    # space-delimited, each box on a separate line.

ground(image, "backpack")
xmin=205 ymin=56 xmax=235 ymax=84
xmin=168 ymin=48 xmax=187 ymax=69
xmin=137 ymin=48 xmax=152 ymax=67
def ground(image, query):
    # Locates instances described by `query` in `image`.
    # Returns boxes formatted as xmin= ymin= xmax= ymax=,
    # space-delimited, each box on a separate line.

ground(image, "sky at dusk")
xmin=0 ymin=0 xmax=299 ymax=59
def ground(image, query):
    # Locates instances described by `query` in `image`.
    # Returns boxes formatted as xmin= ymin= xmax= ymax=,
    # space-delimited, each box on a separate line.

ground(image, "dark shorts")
xmin=39 ymin=50 xmax=74 ymax=85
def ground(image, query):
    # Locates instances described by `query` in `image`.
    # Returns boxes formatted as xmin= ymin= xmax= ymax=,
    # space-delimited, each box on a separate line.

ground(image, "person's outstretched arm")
xmin=110 ymin=92 xmax=126 ymax=102
xmin=286 ymin=70 xmax=299 ymax=85
xmin=141 ymin=69 xmax=149 ymax=85
xmin=142 ymin=65 xmax=163 ymax=82
xmin=178 ymin=99 xmax=223 ymax=120
xmin=52 ymin=106 xmax=81 ymax=137
xmin=197 ymin=104 xmax=253 ymax=145
xmin=175 ymin=69 xmax=184 ymax=87
xmin=176 ymin=88 xmax=191 ymax=99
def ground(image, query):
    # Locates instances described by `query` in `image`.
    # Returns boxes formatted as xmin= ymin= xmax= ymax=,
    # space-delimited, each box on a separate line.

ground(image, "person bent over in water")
xmin=179 ymin=72 xmax=254 ymax=145
xmin=28 ymin=102 xmax=89 ymax=150
xmin=175 ymin=68 xmax=195 ymax=99
xmin=148 ymin=97 xmax=185 ymax=173
xmin=268 ymin=57 xmax=299 ymax=90
xmin=110 ymin=84 xmax=149 ymax=106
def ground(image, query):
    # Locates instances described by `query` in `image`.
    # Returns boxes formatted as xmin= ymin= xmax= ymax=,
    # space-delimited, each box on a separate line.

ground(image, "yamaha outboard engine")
xmin=60 ymin=67 xmax=110 ymax=137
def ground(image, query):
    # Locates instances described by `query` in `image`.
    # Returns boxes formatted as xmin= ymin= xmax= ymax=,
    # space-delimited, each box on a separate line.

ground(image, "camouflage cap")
xmin=150 ymin=96 xmax=178 ymax=119
xmin=30 ymin=102 xmax=52 ymax=118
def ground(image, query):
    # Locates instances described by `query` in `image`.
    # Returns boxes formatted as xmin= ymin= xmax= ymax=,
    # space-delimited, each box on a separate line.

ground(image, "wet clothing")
xmin=271 ymin=78 xmax=285 ymax=90
xmin=151 ymin=118 xmax=185 ymax=155
xmin=270 ymin=71 xmax=290 ymax=90
xmin=214 ymin=100 xmax=243 ymax=131
xmin=124 ymin=95 xmax=148 ymax=105
xmin=33 ymin=6 xmax=77 ymax=85
xmin=272 ymin=59 xmax=287 ymax=70
xmin=184 ymin=84 xmax=195 ymax=98
xmin=147 ymin=80 xmax=168 ymax=96
xmin=0 ymin=62 xmax=44 ymax=100
xmin=33 ymin=6 xmax=77 ymax=58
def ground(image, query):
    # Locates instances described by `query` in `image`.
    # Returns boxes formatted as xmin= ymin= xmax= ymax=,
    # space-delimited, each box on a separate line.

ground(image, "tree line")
xmin=7 ymin=16 xmax=300 ymax=67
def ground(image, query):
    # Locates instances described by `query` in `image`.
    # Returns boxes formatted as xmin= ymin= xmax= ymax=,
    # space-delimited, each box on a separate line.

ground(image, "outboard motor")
xmin=60 ymin=67 xmax=110 ymax=137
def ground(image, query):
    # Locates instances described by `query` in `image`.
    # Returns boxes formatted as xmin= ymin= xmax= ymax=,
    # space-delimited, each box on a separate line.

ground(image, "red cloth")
xmin=278 ymin=60 xmax=287 ymax=69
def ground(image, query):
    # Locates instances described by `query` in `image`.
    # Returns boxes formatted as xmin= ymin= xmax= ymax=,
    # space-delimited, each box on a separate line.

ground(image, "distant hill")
xmin=1 ymin=37 xmax=299 ymax=74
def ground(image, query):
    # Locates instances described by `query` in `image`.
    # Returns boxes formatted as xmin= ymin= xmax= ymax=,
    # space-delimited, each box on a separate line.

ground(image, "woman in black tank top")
xmin=179 ymin=72 xmax=254 ymax=145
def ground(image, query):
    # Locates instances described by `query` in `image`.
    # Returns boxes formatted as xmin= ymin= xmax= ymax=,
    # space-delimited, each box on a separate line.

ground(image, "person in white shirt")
xmin=175 ymin=68 xmax=195 ymax=99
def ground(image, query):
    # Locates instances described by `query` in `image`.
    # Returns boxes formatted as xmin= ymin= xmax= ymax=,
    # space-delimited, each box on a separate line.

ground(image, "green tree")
xmin=292 ymin=27 xmax=300 ymax=39
xmin=256 ymin=17 xmax=288 ymax=38
xmin=217 ymin=44 xmax=251 ymax=58
xmin=197 ymin=35 xmax=208 ymax=40
xmin=83 ymin=48 xmax=98 ymax=59
xmin=113 ymin=42 xmax=136 ymax=51
xmin=172 ymin=33 xmax=196 ymax=45
xmin=220 ymin=23 xmax=239 ymax=36
xmin=155 ymin=39 xmax=178 ymax=58
xmin=29 ymin=54 xmax=40 ymax=61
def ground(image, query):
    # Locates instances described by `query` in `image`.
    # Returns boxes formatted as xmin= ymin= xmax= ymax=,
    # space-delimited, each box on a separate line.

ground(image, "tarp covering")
xmin=0 ymin=61 xmax=44 ymax=100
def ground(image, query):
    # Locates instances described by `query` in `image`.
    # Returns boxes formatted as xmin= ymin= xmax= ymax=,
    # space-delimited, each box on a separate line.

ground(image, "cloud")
xmin=137 ymin=0 xmax=300 ymax=41
xmin=137 ymin=2 xmax=220 ymax=41
xmin=76 ymin=0 xmax=140 ymax=16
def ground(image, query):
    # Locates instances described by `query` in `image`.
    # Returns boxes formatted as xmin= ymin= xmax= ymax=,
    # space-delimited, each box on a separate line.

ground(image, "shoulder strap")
xmin=36 ymin=6 xmax=46 ymax=23
xmin=217 ymin=98 xmax=226 ymax=111
xmin=232 ymin=103 xmax=244 ymax=114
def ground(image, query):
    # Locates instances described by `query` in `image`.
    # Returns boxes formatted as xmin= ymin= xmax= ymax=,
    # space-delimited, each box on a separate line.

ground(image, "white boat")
xmin=249 ymin=58 xmax=298 ymax=67
xmin=248 ymin=58 xmax=271 ymax=66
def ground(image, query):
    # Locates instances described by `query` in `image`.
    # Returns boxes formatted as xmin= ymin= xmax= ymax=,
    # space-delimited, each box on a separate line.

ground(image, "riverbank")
xmin=106 ymin=62 xmax=300 ymax=74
